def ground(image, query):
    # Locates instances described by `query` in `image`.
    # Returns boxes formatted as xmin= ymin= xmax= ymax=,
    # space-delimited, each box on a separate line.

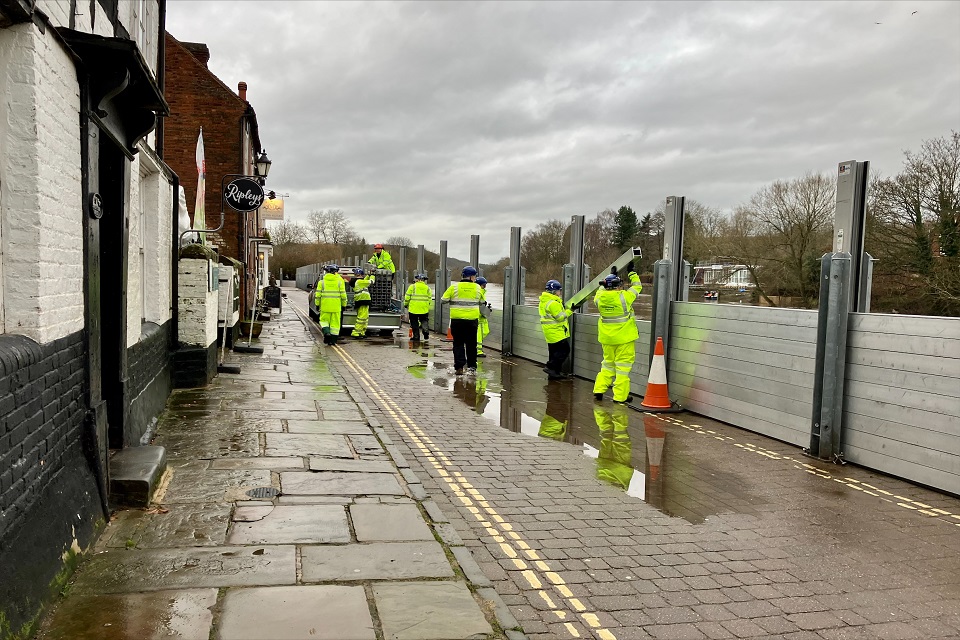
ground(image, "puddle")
xmin=406 ymin=352 xmax=765 ymax=524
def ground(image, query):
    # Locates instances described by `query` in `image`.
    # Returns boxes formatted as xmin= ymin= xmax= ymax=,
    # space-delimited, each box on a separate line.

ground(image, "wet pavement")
xmin=279 ymin=286 xmax=960 ymax=640
xmin=36 ymin=303 xmax=516 ymax=640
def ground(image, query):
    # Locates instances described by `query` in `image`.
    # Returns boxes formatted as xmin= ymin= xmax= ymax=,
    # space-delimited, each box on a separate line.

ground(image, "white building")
xmin=0 ymin=0 xmax=175 ymax=630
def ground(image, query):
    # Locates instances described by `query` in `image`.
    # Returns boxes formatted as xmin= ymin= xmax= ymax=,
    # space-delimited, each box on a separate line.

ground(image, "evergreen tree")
xmin=613 ymin=205 xmax=638 ymax=251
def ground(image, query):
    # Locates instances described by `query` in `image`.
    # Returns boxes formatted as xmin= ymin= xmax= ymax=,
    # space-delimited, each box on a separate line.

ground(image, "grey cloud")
xmin=167 ymin=0 xmax=960 ymax=261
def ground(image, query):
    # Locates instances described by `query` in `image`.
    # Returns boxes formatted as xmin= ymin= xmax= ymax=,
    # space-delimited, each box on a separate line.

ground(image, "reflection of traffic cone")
xmin=640 ymin=337 xmax=673 ymax=410
xmin=643 ymin=414 xmax=665 ymax=481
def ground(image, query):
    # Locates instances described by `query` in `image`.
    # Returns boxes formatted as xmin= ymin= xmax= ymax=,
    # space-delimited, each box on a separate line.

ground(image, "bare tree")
xmin=268 ymin=220 xmax=308 ymax=246
xmin=733 ymin=172 xmax=835 ymax=305
xmin=306 ymin=210 xmax=325 ymax=244
xmin=386 ymin=236 xmax=414 ymax=248
xmin=306 ymin=209 xmax=355 ymax=244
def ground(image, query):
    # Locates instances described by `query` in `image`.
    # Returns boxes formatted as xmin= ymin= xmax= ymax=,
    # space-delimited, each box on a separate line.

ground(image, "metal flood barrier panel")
xmin=509 ymin=305 xmax=653 ymax=390
xmin=484 ymin=310 xmax=503 ymax=351
xmin=511 ymin=305 xmax=549 ymax=362
xmin=843 ymin=313 xmax=960 ymax=493
xmin=668 ymin=302 xmax=819 ymax=447
xmin=572 ymin=315 xmax=652 ymax=391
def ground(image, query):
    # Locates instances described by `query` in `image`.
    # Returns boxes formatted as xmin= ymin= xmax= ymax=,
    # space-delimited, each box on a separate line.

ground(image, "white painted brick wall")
xmin=127 ymin=155 xmax=143 ymax=347
xmin=218 ymin=265 xmax=240 ymax=327
xmin=0 ymin=25 xmax=84 ymax=344
xmin=178 ymin=258 xmax=217 ymax=347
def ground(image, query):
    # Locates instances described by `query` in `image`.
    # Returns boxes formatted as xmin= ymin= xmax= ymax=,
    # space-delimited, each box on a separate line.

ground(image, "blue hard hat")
xmin=324 ymin=264 xmax=340 ymax=273
xmin=462 ymin=266 xmax=478 ymax=278
xmin=545 ymin=279 xmax=562 ymax=291
xmin=603 ymin=274 xmax=621 ymax=289
xmin=415 ymin=272 xmax=428 ymax=281
xmin=476 ymin=277 xmax=487 ymax=286
xmin=353 ymin=267 xmax=364 ymax=276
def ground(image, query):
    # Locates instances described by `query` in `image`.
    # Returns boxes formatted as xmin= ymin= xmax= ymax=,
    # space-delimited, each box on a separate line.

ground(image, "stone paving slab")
xmin=70 ymin=546 xmax=296 ymax=593
xmin=265 ymin=433 xmax=353 ymax=458
xmin=221 ymin=398 xmax=321 ymax=412
xmin=320 ymin=409 xmax=366 ymax=421
xmin=100 ymin=502 xmax=231 ymax=549
xmin=288 ymin=420 xmax=373 ymax=434
xmin=210 ymin=457 xmax=306 ymax=471
xmin=36 ymin=589 xmax=218 ymax=640
xmin=281 ymin=471 xmax=404 ymax=496
xmin=309 ymin=458 xmax=398 ymax=473
xmin=373 ymin=581 xmax=493 ymax=640
xmin=347 ymin=434 xmax=385 ymax=454
xmin=350 ymin=503 xmax=435 ymax=541
xmin=159 ymin=469 xmax=273 ymax=504
xmin=227 ymin=505 xmax=350 ymax=544
xmin=218 ymin=586 xmax=375 ymax=640
xmin=300 ymin=542 xmax=455 ymax=581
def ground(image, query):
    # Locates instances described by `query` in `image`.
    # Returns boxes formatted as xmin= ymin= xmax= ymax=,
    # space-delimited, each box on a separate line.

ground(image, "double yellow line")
xmin=333 ymin=344 xmax=618 ymax=640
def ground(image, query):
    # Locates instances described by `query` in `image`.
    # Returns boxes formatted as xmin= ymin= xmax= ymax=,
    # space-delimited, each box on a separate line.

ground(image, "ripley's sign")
xmin=223 ymin=177 xmax=265 ymax=212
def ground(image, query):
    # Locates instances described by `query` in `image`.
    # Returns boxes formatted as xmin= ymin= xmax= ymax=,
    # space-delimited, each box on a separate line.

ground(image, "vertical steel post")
xmin=509 ymin=227 xmax=522 ymax=305
xmin=648 ymin=259 xmax=673 ymax=365
xmin=435 ymin=241 xmax=449 ymax=333
xmin=566 ymin=215 xmax=586 ymax=374
xmin=502 ymin=266 xmax=514 ymax=355
xmin=833 ymin=161 xmax=870 ymax=311
xmin=809 ymin=253 xmax=851 ymax=460
xmin=470 ymin=235 xmax=480 ymax=272
xmin=503 ymin=227 xmax=522 ymax=353
xmin=662 ymin=196 xmax=687 ymax=301
xmin=397 ymin=247 xmax=407 ymax=300
xmin=681 ymin=260 xmax=691 ymax=302
xmin=858 ymin=253 xmax=876 ymax=313
xmin=417 ymin=244 xmax=425 ymax=274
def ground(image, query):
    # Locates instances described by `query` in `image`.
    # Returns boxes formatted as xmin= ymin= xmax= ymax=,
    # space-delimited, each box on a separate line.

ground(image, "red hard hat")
xmin=374 ymin=243 xmax=384 ymax=249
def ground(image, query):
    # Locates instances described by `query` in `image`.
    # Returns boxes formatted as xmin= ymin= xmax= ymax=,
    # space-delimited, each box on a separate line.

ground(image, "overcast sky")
xmin=166 ymin=1 xmax=960 ymax=262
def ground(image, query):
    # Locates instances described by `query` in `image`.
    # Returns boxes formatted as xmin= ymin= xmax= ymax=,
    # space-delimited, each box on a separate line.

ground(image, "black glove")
xmin=625 ymin=260 xmax=634 ymax=274
xmin=610 ymin=266 xmax=618 ymax=275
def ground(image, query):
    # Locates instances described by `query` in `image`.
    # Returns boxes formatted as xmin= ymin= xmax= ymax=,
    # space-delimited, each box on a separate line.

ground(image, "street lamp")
xmin=255 ymin=149 xmax=272 ymax=181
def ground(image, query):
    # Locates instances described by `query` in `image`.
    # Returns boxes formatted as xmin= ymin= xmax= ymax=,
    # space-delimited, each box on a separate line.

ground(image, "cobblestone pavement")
xmin=282 ymin=288 xmax=960 ymax=640
xmin=37 ymin=303 xmax=518 ymax=640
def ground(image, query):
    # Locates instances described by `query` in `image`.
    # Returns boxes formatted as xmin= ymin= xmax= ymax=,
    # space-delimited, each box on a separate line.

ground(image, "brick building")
xmin=0 ymin=0 xmax=176 ymax=633
xmin=162 ymin=32 xmax=265 ymax=317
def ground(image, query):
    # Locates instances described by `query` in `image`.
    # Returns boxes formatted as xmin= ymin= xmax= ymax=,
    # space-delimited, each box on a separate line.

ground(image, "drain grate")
xmin=246 ymin=487 xmax=280 ymax=499
xmin=260 ymin=357 xmax=289 ymax=365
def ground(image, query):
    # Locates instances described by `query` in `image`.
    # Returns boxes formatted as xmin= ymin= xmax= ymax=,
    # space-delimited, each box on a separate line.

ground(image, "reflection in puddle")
xmin=404 ymin=347 xmax=763 ymax=524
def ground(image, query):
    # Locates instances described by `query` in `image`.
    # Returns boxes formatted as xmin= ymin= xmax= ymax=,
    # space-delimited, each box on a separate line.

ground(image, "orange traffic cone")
xmin=409 ymin=327 xmax=414 ymax=338
xmin=442 ymin=324 xmax=454 ymax=341
xmin=640 ymin=337 xmax=673 ymax=410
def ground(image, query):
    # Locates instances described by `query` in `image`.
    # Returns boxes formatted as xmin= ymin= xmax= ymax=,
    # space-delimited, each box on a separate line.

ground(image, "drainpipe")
xmin=170 ymin=170 xmax=180 ymax=349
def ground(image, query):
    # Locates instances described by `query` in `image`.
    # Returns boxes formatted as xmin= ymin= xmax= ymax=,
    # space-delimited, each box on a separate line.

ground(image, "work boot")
xmin=422 ymin=333 xmax=429 ymax=342
xmin=477 ymin=352 xmax=486 ymax=358
xmin=455 ymin=367 xmax=464 ymax=376
xmin=594 ymin=393 xmax=604 ymax=401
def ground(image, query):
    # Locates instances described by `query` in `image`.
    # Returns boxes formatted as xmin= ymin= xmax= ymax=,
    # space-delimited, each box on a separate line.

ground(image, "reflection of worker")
xmin=539 ymin=280 xmax=573 ymax=380
xmin=453 ymin=375 xmax=490 ymax=414
xmin=441 ymin=266 xmax=485 ymax=375
xmin=538 ymin=382 xmax=569 ymax=441
xmin=367 ymin=243 xmax=396 ymax=273
xmin=315 ymin=264 xmax=347 ymax=345
xmin=404 ymin=273 xmax=432 ymax=342
xmin=351 ymin=267 xmax=375 ymax=339
xmin=476 ymin=277 xmax=492 ymax=358
xmin=594 ymin=406 xmax=633 ymax=490
xmin=593 ymin=263 xmax=642 ymax=402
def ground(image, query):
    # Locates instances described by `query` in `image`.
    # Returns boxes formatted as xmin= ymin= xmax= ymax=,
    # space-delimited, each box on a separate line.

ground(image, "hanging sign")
xmin=260 ymin=197 xmax=284 ymax=221
xmin=223 ymin=177 xmax=265 ymax=212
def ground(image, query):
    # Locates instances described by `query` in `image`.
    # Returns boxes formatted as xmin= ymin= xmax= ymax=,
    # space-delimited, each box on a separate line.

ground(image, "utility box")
xmin=264 ymin=285 xmax=282 ymax=311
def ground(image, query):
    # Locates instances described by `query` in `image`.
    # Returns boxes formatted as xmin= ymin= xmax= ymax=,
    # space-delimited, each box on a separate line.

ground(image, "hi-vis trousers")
xmin=593 ymin=342 xmax=635 ymax=402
